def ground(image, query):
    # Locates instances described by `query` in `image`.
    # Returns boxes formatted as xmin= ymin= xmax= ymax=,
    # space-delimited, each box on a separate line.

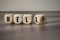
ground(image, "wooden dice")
xmin=23 ymin=14 xmax=32 ymax=24
xmin=13 ymin=14 xmax=22 ymax=24
xmin=4 ymin=14 xmax=46 ymax=24
xmin=4 ymin=14 xmax=13 ymax=24
xmin=34 ymin=14 xmax=46 ymax=24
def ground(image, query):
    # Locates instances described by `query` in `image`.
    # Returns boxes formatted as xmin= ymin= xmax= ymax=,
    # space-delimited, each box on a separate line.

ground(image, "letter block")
xmin=34 ymin=14 xmax=46 ymax=24
xmin=13 ymin=14 xmax=22 ymax=24
xmin=23 ymin=14 xmax=32 ymax=24
xmin=4 ymin=14 xmax=13 ymax=24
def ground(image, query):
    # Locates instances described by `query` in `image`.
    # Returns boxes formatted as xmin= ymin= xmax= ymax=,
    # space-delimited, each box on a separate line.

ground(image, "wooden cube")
xmin=34 ymin=14 xmax=46 ymax=24
xmin=4 ymin=14 xmax=13 ymax=24
xmin=23 ymin=14 xmax=32 ymax=24
xmin=13 ymin=14 xmax=22 ymax=24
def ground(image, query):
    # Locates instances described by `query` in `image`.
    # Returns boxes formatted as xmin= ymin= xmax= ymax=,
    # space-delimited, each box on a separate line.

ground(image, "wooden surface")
xmin=0 ymin=11 xmax=60 ymax=40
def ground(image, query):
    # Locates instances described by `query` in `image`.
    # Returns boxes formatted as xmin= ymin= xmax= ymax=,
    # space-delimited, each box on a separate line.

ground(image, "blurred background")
xmin=0 ymin=0 xmax=60 ymax=11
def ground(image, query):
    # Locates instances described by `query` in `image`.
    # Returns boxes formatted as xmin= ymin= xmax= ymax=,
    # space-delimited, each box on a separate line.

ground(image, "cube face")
xmin=4 ymin=14 xmax=13 ymax=24
xmin=13 ymin=14 xmax=22 ymax=24
xmin=23 ymin=14 xmax=32 ymax=24
xmin=34 ymin=16 xmax=40 ymax=24
xmin=34 ymin=14 xmax=45 ymax=24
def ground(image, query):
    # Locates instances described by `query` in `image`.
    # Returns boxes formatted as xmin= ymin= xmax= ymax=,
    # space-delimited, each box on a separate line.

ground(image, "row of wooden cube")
xmin=4 ymin=14 xmax=46 ymax=24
